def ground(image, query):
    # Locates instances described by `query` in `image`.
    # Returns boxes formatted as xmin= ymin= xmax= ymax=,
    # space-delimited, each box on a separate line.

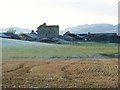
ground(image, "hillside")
xmin=0 ymin=24 xmax=118 ymax=35
xmin=1 ymin=38 xmax=118 ymax=59
xmin=60 ymin=24 xmax=118 ymax=35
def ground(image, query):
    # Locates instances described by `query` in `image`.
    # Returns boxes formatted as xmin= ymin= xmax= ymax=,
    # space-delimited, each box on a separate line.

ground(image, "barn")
xmin=19 ymin=33 xmax=40 ymax=41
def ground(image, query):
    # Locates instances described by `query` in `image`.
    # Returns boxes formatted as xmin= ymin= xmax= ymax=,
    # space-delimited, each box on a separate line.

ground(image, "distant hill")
xmin=60 ymin=24 xmax=118 ymax=35
xmin=0 ymin=24 xmax=118 ymax=35
xmin=0 ymin=27 xmax=31 ymax=34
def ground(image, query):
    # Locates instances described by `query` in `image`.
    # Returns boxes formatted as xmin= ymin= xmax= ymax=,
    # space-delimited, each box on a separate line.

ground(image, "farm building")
xmin=19 ymin=33 xmax=40 ymax=41
xmin=0 ymin=33 xmax=12 ymax=38
xmin=63 ymin=31 xmax=85 ymax=41
xmin=0 ymin=32 xmax=20 ymax=39
xmin=36 ymin=23 xmax=59 ymax=38
xmin=87 ymin=32 xmax=117 ymax=42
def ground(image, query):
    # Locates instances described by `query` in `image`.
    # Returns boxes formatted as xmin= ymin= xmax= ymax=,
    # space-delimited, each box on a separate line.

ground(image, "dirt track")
xmin=2 ymin=58 xmax=118 ymax=88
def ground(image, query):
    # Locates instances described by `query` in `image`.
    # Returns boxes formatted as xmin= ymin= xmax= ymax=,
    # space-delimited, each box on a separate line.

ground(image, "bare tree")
xmin=7 ymin=28 xmax=16 ymax=34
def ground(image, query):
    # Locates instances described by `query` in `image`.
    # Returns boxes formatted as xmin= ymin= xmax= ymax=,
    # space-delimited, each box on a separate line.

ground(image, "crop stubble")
xmin=2 ymin=58 xmax=118 ymax=88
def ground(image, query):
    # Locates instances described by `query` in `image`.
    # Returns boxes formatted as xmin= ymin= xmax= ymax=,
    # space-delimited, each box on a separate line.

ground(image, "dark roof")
xmin=3 ymin=33 xmax=20 ymax=39
xmin=78 ymin=34 xmax=87 ymax=36
xmin=0 ymin=33 xmax=11 ymax=38
xmin=21 ymin=33 xmax=39 ymax=39
xmin=90 ymin=33 xmax=117 ymax=36
xmin=38 ymin=23 xmax=59 ymax=29
xmin=46 ymin=25 xmax=59 ymax=27
xmin=90 ymin=33 xmax=116 ymax=34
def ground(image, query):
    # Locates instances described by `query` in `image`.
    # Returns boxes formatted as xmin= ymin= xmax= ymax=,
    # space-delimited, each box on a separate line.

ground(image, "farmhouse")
xmin=36 ymin=23 xmax=59 ymax=38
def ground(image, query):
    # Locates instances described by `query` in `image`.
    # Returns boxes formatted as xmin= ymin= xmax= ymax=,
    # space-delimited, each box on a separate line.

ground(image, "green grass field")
xmin=1 ymin=38 xmax=119 ymax=58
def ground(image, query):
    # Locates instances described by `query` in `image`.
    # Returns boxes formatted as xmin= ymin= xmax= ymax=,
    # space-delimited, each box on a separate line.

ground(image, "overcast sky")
xmin=0 ymin=0 xmax=119 ymax=30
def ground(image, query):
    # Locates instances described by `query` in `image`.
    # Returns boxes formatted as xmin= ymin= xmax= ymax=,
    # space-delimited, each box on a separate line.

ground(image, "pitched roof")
xmin=37 ymin=23 xmax=59 ymax=29
xmin=22 ymin=33 xmax=39 ymax=39
xmin=0 ymin=33 xmax=11 ymax=38
xmin=90 ymin=33 xmax=117 ymax=36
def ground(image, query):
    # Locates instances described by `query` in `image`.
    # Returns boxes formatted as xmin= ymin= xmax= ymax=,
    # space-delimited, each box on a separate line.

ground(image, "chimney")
xmin=43 ymin=23 xmax=46 ymax=26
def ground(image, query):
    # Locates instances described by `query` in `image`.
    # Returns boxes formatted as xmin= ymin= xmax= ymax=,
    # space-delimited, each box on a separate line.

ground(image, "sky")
xmin=0 ymin=0 xmax=119 ymax=31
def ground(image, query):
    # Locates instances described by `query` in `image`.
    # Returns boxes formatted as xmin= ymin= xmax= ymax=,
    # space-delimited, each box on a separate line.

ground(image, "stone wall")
xmin=37 ymin=23 xmax=59 ymax=38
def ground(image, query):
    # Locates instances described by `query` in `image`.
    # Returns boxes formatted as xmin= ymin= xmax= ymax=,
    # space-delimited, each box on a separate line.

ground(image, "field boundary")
xmin=2 ymin=54 xmax=120 ymax=59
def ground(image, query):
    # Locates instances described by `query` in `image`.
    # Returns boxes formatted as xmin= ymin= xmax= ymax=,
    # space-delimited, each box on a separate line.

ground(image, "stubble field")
xmin=2 ymin=58 xmax=118 ymax=88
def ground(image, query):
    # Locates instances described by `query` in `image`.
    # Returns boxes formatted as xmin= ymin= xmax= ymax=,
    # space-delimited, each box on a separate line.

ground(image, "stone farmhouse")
xmin=36 ymin=23 xmax=59 ymax=39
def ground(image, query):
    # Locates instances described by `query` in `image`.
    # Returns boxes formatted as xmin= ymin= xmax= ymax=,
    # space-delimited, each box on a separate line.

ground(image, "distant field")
xmin=2 ymin=58 xmax=118 ymax=88
xmin=1 ymin=38 xmax=119 ymax=59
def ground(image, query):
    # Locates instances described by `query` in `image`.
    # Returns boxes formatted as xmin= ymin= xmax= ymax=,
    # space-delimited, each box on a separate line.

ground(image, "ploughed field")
xmin=2 ymin=58 xmax=118 ymax=88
